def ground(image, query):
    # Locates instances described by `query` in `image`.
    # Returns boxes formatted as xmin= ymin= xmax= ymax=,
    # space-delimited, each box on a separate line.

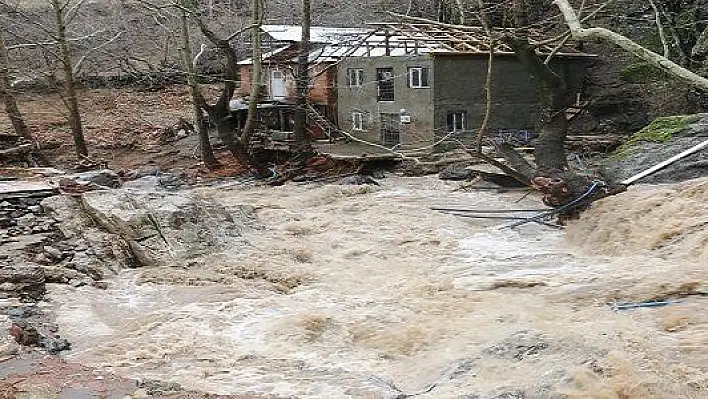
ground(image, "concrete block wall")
xmin=336 ymin=56 xmax=435 ymax=147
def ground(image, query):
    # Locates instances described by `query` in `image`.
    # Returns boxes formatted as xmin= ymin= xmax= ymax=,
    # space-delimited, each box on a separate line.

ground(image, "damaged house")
xmin=234 ymin=25 xmax=365 ymax=140
xmin=333 ymin=23 xmax=595 ymax=148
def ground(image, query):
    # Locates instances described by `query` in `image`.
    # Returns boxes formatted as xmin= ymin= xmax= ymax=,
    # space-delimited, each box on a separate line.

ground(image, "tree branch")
xmin=7 ymin=29 xmax=107 ymax=50
xmin=553 ymin=0 xmax=708 ymax=91
xmin=648 ymin=0 xmax=669 ymax=58
xmin=72 ymin=31 xmax=124 ymax=75
xmin=225 ymin=23 xmax=259 ymax=42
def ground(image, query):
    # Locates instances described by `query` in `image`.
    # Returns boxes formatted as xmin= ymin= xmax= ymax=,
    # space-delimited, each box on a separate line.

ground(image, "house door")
xmin=380 ymin=113 xmax=400 ymax=146
xmin=270 ymin=70 xmax=287 ymax=100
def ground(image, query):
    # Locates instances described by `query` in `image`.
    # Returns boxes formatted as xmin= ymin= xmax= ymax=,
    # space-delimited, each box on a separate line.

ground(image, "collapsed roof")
xmin=238 ymin=22 xmax=595 ymax=66
xmin=315 ymin=22 xmax=596 ymax=60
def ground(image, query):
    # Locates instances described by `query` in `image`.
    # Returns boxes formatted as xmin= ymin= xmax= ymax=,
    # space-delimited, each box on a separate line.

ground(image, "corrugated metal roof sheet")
xmin=261 ymin=25 xmax=368 ymax=43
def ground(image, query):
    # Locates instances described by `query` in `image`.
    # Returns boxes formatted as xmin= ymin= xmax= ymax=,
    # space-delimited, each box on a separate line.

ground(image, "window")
xmin=352 ymin=112 xmax=364 ymax=130
xmin=347 ymin=68 xmax=363 ymax=87
xmin=376 ymin=67 xmax=395 ymax=101
xmin=447 ymin=111 xmax=466 ymax=132
xmin=408 ymin=67 xmax=429 ymax=88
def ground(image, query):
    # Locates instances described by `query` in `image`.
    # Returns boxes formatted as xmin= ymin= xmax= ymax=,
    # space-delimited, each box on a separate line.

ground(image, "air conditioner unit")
xmin=400 ymin=115 xmax=412 ymax=124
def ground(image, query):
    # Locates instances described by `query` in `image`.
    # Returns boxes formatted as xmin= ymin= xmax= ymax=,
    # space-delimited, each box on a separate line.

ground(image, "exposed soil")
xmin=0 ymin=86 xmax=243 ymax=175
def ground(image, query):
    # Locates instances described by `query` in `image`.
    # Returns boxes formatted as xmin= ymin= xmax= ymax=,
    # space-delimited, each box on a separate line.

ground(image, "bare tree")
xmin=193 ymin=16 xmax=257 ymax=164
xmin=473 ymin=0 xmax=492 ymax=153
xmin=50 ymin=0 xmax=88 ymax=156
xmin=140 ymin=0 xmax=267 ymax=166
xmin=0 ymin=29 xmax=30 ymax=139
xmin=648 ymin=0 xmax=670 ymax=58
xmin=292 ymin=0 xmax=312 ymax=152
xmin=241 ymin=0 xmax=263 ymax=142
xmin=3 ymin=0 xmax=123 ymax=157
xmin=177 ymin=8 xmax=218 ymax=168
xmin=136 ymin=0 xmax=221 ymax=167
xmin=508 ymin=35 xmax=569 ymax=175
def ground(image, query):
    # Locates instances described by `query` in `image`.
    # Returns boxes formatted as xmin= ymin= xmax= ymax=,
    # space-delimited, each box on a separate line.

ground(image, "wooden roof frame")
xmin=361 ymin=22 xmax=595 ymax=57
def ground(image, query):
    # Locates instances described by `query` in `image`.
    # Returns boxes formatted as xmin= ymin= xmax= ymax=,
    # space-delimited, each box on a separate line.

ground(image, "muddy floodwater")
xmin=48 ymin=176 xmax=708 ymax=398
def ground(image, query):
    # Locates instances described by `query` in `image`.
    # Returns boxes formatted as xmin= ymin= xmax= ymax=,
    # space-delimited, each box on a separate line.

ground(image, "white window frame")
xmin=347 ymin=68 xmax=364 ymax=87
xmin=408 ymin=67 xmax=429 ymax=88
xmin=352 ymin=112 xmax=364 ymax=131
xmin=448 ymin=111 xmax=466 ymax=132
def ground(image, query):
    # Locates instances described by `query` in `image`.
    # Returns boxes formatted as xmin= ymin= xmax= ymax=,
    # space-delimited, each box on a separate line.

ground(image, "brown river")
xmin=47 ymin=176 xmax=708 ymax=398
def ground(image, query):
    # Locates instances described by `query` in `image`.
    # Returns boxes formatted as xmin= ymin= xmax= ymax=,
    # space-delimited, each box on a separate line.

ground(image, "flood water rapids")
xmin=47 ymin=176 xmax=708 ymax=398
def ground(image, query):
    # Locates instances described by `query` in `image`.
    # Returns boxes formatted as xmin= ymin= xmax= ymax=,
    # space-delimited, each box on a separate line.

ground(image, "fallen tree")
xmin=553 ymin=0 xmax=708 ymax=91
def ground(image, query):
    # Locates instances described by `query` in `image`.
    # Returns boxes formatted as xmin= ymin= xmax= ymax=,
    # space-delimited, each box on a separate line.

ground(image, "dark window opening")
xmin=352 ymin=112 xmax=364 ymax=130
xmin=447 ymin=111 xmax=466 ymax=132
xmin=347 ymin=68 xmax=363 ymax=87
xmin=377 ymin=67 xmax=394 ymax=101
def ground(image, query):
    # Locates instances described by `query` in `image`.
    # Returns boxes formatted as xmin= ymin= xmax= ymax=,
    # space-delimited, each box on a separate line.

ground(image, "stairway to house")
xmin=305 ymin=104 xmax=337 ymax=141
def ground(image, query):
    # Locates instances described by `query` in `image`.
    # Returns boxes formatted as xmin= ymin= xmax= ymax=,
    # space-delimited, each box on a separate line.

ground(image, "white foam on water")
xmin=48 ymin=177 xmax=708 ymax=398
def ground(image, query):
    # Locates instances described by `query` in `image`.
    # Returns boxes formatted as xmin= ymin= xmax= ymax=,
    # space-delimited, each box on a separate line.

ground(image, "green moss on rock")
xmin=609 ymin=115 xmax=701 ymax=160
xmin=633 ymin=115 xmax=700 ymax=141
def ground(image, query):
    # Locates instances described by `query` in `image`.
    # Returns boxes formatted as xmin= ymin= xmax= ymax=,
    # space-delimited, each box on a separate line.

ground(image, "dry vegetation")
xmin=0 ymin=85 xmax=237 ymax=170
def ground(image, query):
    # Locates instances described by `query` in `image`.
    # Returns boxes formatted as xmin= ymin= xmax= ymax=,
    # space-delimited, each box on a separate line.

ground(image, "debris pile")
xmin=0 ymin=133 xmax=42 ymax=167
xmin=267 ymin=153 xmax=376 ymax=185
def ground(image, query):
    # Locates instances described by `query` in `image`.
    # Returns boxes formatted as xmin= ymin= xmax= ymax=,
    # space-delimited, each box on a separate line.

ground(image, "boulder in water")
xmin=338 ymin=175 xmax=379 ymax=185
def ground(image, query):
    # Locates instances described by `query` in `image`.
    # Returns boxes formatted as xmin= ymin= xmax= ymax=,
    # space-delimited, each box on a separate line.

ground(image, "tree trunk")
xmin=178 ymin=13 xmax=218 ymax=169
xmin=533 ymin=102 xmax=568 ymax=173
xmin=0 ymin=32 xmax=30 ymax=140
xmin=648 ymin=0 xmax=670 ymax=58
xmin=241 ymin=0 xmax=262 ymax=144
xmin=512 ymin=0 xmax=528 ymax=30
xmin=510 ymin=36 xmax=569 ymax=174
xmin=52 ymin=0 xmax=88 ymax=157
xmin=475 ymin=0 xmax=493 ymax=153
xmin=293 ymin=0 xmax=312 ymax=153
xmin=194 ymin=19 xmax=253 ymax=165
xmin=495 ymin=142 xmax=536 ymax=179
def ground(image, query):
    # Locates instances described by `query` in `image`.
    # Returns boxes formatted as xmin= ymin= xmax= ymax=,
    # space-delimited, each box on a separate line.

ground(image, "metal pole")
xmin=620 ymin=137 xmax=708 ymax=185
